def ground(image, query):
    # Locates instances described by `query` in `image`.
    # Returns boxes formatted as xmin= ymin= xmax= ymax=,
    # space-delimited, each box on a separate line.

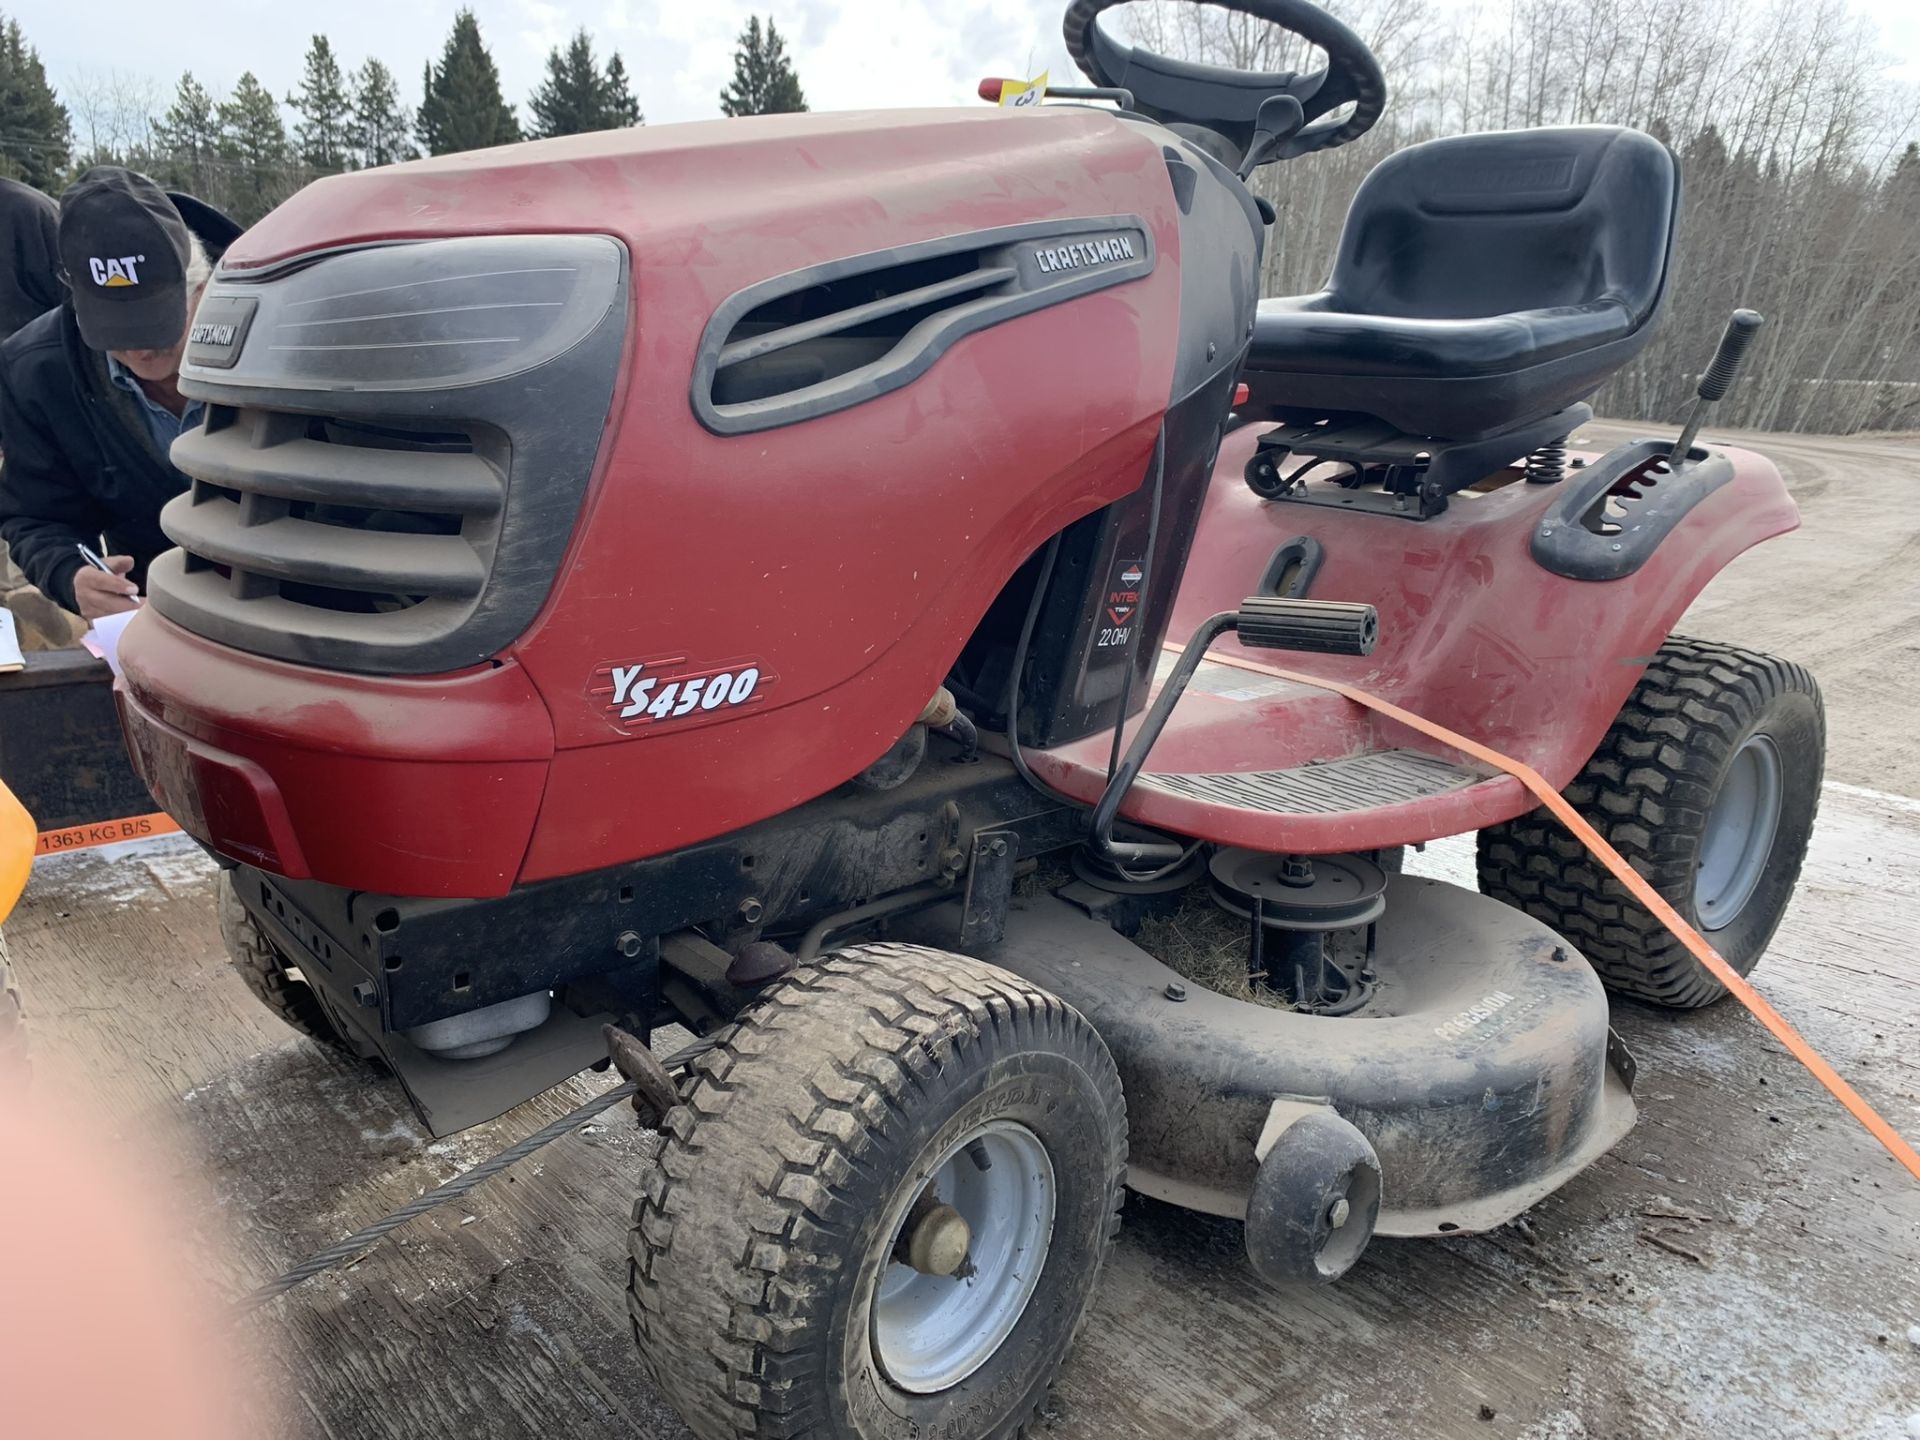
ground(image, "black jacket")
xmin=0 ymin=303 xmax=188 ymax=613
xmin=0 ymin=177 xmax=61 ymax=343
xmin=0 ymin=195 xmax=241 ymax=615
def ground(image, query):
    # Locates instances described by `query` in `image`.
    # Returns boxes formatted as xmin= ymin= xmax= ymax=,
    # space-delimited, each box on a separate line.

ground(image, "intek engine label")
xmin=1097 ymin=559 xmax=1144 ymax=650
xmin=591 ymin=653 xmax=774 ymax=735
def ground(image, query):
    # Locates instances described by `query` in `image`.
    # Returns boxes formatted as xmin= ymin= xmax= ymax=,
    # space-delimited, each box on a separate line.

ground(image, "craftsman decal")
xmin=591 ymin=654 xmax=776 ymax=734
xmin=1034 ymin=234 xmax=1138 ymax=273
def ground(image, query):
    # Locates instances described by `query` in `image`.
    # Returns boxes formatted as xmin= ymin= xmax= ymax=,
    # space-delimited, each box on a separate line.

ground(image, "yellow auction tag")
xmin=999 ymin=71 xmax=1049 ymax=107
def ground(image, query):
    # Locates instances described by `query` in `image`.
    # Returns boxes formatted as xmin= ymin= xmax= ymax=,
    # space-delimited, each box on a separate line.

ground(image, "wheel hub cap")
xmin=1695 ymin=732 xmax=1784 ymax=931
xmin=870 ymin=1119 xmax=1055 ymax=1394
xmin=905 ymin=1203 xmax=972 ymax=1277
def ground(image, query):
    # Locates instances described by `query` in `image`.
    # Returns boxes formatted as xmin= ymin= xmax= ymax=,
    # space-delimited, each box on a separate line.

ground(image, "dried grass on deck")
xmin=1133 ymin=891 xmax=1298 ymax=1010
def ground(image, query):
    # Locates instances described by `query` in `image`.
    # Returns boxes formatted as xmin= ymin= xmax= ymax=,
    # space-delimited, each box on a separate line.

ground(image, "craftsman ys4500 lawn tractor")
xmin=118 ymin=0 xmax=1823 ymax=1433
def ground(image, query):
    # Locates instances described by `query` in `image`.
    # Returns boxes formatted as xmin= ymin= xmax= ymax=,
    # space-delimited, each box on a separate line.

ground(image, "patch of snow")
xmin=1611 ymin=1244 xmax=1906 ymax=1436
xmin=1518 ymin=1412 xmax=1590 ymax=1440
xmin=1400 ymin=832 xmax=1477 ymax=889
xmin=27 ymin=833 xmax=211 ymax=908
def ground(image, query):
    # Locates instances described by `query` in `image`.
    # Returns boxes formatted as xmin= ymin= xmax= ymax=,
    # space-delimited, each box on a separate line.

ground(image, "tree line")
xmin=1127 ymin=0 xmax=1920 ymax=433
xmin=4 ymin=0 xmax=1913 ymax=432
xmin=0 ymin=7 xmax=807 ymax=224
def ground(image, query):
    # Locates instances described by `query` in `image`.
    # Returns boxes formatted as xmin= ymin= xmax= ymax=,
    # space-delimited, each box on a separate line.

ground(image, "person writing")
xmin=0 ymin=168 xmax=239 ymax=621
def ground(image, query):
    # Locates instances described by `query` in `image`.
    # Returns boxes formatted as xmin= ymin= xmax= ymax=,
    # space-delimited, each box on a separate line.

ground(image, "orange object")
xmin=1203 ymin=646 xmax=1920 ymax=1185
xmin=0 ymin=781 xmax=31 ymax=923
xmin=33 ymin=812 xmax=181 ymax=859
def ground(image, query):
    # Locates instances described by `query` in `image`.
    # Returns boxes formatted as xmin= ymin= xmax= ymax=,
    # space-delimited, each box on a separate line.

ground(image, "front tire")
xmin=218 ymin=873 xmax=352 ymax=1052
xmin=627 ymin=943 xmax=1127 ymax=1440
xmin=1477 ymin=637 xmax=1823 ymax=1008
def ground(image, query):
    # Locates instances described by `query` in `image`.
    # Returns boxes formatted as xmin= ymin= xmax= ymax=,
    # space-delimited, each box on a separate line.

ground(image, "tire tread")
xmin=217 ymin=873 xmax=349 ymax=1049
xmin=1477 ymin=636 xmax=1823 ymax=1008
xmin=626 ymin=942 xmax=1126 ymax=1440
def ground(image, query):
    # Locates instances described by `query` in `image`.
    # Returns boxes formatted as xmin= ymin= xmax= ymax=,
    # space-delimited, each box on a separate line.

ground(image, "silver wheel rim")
xmin=1695 ymin=733 xmax=1783 ymax=931
xmin=870 ymin=1119 xmax=1056 ymax=1394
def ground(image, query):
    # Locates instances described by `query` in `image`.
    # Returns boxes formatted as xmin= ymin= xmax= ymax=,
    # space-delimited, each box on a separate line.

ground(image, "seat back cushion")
xmin=1327 ymin=126 xmax=1678 ymax=329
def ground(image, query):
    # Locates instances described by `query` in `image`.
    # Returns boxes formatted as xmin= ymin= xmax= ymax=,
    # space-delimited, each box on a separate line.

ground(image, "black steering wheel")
xmin=1064 ymin=0 xmax=1386 ymax=162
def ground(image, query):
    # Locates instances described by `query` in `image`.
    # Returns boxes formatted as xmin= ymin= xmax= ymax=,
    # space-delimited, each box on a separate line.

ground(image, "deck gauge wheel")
xmin=1245 ymin=1107 xmax=1382 ymax=1289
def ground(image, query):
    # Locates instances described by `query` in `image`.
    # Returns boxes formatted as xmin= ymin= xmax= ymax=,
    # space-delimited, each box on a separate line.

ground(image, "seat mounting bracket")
xmin=1244 ymin=404 xmax=1591 ymax=519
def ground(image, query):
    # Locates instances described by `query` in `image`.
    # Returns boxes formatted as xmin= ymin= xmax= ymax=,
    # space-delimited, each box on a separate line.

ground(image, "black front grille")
xmin=152 ymin=234 xmax=630 ymax=675
xmin=168 ymin=406 xmax=503 ymax=618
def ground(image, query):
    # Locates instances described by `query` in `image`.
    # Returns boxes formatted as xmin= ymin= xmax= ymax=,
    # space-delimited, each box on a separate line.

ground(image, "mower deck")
xmin=909 ymin=878 xmax=1636 ymax=1238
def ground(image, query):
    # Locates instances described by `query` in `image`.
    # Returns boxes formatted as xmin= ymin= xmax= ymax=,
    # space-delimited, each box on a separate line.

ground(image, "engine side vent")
xmin=692 ymin=215 xmax=1155 ymax=436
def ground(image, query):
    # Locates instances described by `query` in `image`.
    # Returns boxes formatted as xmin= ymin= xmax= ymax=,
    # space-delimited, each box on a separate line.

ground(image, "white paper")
xmin=81 ymin=608 xmax=137 ymax=677
xmin=0 ymin=608 xmax=22 ymax=672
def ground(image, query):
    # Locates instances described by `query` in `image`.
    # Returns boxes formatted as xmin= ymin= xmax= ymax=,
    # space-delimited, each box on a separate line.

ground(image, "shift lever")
xmin=1671 ymin=309 xmax=1764 ymax=463
xmin=1239 ymin=95 xmax=1305 ymax=179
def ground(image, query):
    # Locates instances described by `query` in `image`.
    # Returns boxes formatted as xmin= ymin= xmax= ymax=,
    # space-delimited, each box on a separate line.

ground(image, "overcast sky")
xmin=27 ymin=0 xmax=1920 ymax=135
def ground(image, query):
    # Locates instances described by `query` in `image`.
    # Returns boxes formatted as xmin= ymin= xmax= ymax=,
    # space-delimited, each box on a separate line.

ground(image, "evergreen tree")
xmin=150 ymin=71 xmax=221 ymax=196
xmin=1882 ymin=140 xmax=1920 ymax=229
xmin=529 ymin=31 xmax=607 ymax=139
xmin=349 ymin=58 xmax=414 ymax=168
xmin=416 ymin=9 xmax=519 ymax=156
xmin=217 ymin=71 xmax=292 ymax=222
xmin=718 ymin=16 xmax=807 ymax=117
xmin=289 ymin=35 xmax=352 ymax=171
xmin=0 ymin=15 xmax=71 ymax=190
xmin=604 ymin=53 xmax=643 ymax=128
xmin=529 ymin=31 xmax=643 ymax=139
xmin=1683 ymin=123 xmax=1727 ymax=178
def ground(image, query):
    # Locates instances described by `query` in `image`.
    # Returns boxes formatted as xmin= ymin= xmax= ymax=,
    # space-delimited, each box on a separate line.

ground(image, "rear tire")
xmin=1477 ymin=637 xmax=1823 ymax=1008
xmin=218 ymin=873 xmax=351 ymax=1051
xmin=626 ymin=942 xmax=1127 ymax=1440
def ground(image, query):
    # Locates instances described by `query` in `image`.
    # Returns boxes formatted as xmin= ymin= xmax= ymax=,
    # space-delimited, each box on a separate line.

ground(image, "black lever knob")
xmin=1698 ymin=309 xmax=1764 ymax=402
xmin=1235 ymin=597 xmax=1377 ymax=656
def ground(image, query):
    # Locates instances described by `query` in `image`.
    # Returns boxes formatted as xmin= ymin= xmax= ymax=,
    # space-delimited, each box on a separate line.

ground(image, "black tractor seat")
xmin=1242 ymin=125 xmax=1680 ymax=442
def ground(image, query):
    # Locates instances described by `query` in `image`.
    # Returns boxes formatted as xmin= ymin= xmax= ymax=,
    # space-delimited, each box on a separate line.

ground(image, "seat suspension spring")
xmin=1525 ymin=436 xmax=1569 ymax=484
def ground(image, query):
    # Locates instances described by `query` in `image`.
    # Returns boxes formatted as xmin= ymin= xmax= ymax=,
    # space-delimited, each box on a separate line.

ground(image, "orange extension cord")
xmin=1202 ymin=646 xmax=1920 ymax=1185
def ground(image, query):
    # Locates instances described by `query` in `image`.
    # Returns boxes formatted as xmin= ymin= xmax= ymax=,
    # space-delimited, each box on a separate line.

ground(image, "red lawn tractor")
xmin=118 ymin=0 xmax=1821 ymax=1433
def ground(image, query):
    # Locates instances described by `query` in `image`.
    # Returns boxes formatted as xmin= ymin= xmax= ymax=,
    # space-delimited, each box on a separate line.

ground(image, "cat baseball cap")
xmin=57 ymin=167 xmax=193 ymax=353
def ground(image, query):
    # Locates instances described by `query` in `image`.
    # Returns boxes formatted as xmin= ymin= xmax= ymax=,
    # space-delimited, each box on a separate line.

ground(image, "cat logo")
xmin=88 ymin=255 xmax=146 ymax=288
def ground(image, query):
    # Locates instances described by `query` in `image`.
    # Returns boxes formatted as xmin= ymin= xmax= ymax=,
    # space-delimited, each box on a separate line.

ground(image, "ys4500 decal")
xmin=591 ymin=654 xmax=775 ymax=734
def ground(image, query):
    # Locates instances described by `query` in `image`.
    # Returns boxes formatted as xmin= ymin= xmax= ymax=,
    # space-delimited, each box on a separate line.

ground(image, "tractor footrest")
xmin=1141 ymin=749 xmax=1480 ymax=815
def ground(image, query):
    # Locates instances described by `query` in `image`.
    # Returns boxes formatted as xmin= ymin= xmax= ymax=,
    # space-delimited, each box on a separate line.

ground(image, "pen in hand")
xmin=73 ymin=543 xmax=142 ymax=617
